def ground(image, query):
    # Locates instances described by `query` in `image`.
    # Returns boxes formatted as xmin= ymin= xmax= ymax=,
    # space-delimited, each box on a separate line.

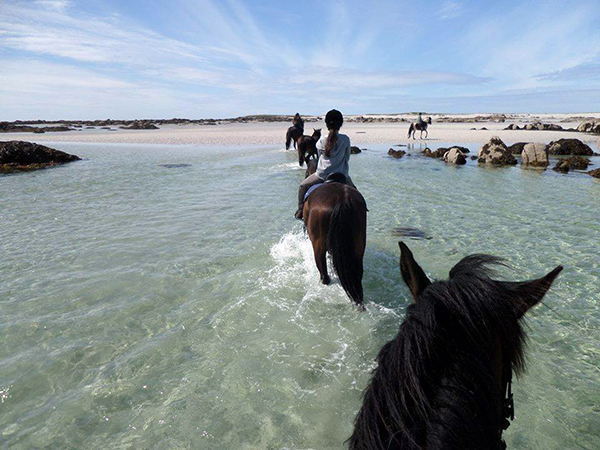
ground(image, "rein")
xmin=500 ymin=360 xmax=515 ymax=449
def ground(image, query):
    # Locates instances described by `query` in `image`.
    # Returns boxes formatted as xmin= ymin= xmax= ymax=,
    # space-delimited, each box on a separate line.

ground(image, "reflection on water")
xmin=1 ymin=141 xmax=599 ymax=449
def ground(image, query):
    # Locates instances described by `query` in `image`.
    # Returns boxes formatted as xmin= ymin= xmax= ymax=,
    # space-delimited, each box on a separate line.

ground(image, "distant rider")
xmin=293 ymin=113 xmax=304 ymax=131
xmin=295 ymin=109 xmax=355 ymax=220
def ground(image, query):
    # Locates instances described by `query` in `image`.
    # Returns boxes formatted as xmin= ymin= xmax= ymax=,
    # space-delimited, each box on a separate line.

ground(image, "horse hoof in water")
xmin=321 ymin=274 xmax=331 ymax=285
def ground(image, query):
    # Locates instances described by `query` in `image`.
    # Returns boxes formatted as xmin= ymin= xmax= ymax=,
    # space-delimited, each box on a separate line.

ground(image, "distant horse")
xmin=301 ymin=163 xmax=367 ymax=306
xmin=285 ymin=125 xmax=304 ymax=150
xmin=296 ymin=128 xmax=321 ymax=166
xmin=349 ymin=242 xmax=562 ymax=450
xmin=408 ymin=117 xmax=432 ymax=139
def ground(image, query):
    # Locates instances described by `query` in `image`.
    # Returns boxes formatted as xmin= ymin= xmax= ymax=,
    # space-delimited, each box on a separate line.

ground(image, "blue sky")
xmin=1 ymin=0 xmax=599 ymax=119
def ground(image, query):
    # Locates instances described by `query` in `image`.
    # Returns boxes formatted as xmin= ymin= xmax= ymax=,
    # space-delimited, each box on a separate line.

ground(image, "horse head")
xmin=349 ymin=242 xmax=562 ymax=450
xmin=312 ymin=128 xmax=322 ymax=139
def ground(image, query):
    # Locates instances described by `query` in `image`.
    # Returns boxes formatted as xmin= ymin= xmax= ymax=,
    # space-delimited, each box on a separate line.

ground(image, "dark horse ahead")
xmin=285 ymin=125 xmax=304 ymax=150
xmin=296 ymin=128 xmax=321 ymax=166
xmin=408 ymin=117 xmax=432 ymax=139
xmin=301 ymin=160 xmax=367 ymax=306
xmin=349 ymin=242 xmax=562 ymax=450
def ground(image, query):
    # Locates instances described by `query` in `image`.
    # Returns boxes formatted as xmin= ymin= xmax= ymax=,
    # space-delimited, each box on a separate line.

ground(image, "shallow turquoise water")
xmin=1 ymin=141 xmax=599 ymax=449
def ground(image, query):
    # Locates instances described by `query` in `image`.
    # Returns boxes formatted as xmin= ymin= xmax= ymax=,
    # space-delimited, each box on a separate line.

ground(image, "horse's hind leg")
xmin=313 ymin=240 xmax=330 ymax=285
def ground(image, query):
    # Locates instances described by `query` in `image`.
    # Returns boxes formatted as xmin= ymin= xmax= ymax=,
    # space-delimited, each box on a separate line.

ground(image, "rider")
xmin=294 ymin=109 xmax=355 ymax=220
xmin=293 ymin=113 xmax=304 ymax=131
xmin=417 ymin=112 xmax=424 ymax=126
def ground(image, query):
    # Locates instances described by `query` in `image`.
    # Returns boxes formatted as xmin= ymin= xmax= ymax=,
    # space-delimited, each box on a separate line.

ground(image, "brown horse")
xmin=285 ymin=125 xmax=304 ymax=150
xmin=349 ymin=242 xmax=562 ymax=450
xmin=296 ymin=128 xmax=321 ymax=166
xmin=301 ymin=163 xmax=367 ymax=305
xmin=408 ymin=116 xmax=432 ymax=139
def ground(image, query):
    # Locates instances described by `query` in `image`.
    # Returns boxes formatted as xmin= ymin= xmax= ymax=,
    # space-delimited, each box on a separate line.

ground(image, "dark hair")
xmin=324 ymin=109 xmax=343 ymax=157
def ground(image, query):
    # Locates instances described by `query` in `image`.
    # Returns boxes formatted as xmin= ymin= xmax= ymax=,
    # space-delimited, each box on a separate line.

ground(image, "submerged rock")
xmin=478 ymin=136 xmax=517 ymax=166
xmin=521 ymin=143 xmax=549 ymax=167
xmin=0 ymin=141 xmax=80 ymax=173
xmin=589 ymin=168 xmax=600 ymax=178
xmin=552 ymin=156 xmax=592 ymax=173
xmin=443 ymin=147 xmax=468 ymax=165
xmin=388 ymin=148 xmax=406 ymax=158
xmin=547 ymin=138 xmax=593 ymax=156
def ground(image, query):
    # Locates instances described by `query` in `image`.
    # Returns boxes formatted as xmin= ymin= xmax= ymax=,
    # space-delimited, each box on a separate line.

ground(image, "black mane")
xmin=349 ymin=255 xmax=529 ymax=450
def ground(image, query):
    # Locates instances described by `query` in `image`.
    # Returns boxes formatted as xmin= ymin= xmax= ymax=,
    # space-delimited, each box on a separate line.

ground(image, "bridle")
xmin=499 ymin=360 xmax=515 ymax=449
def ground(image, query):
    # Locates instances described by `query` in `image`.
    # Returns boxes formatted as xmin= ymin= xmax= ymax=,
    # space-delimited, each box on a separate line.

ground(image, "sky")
xmin=1 ymin=0 xmax=600 ymax=120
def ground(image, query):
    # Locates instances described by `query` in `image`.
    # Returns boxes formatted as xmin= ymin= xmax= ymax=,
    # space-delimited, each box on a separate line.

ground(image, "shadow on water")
xmin=391 ymin=227 xmax=432 ymax=240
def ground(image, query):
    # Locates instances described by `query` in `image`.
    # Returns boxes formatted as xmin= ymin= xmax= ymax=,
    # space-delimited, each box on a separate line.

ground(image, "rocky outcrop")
xmin=589 ymin=168 xmax=600 ymax=178
xmin=552 ymin=156 xmax=592 ymax=173
xmin=350 ymin=146 xmax=362 ymax=154
xmin=507 ymin=142 xmax=527 ymax=154
xmin=521 ymin=143 xmax=549 ymax=167
xmin=505 ymin=122 xmax=563 ymax=131
xmin=422 ymin=148 xmax=446 ymax=158
xmin=478 ymin=137 xmax=517 ymax=166
xmin=0 ymin=141 xmax=80 ymax=173
xmin=120 ymin=121 xmax=159 ymax=130
xmin=0 ymin=122 xmax=73 ymax=133
xmin=443 ymin=147 xmax=467 ymax=165
xmin=547 ymin=139 xmax=593 ymax=156
xmin=577 ymin=119 xmax=600 ymax=134
xmin=388 ymin=148 xmax=406 ymax=158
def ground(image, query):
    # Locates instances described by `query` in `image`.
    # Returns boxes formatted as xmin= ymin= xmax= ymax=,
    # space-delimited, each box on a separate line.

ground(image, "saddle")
xmin=303 ymin=173 xmax=349 ymax=201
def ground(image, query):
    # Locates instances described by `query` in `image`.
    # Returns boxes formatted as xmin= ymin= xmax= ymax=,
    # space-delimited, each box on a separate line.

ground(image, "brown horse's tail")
xmin=327 ymin=192 xmax=366 ymax=305
xmin=408 ymin=123 xmax=414 ymax=138
xmin=285 ymin=128 xmax=292 ymax=150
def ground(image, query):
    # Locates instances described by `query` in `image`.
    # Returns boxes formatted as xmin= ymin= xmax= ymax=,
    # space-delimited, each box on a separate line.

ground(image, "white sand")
xmin=1 ymin=116 xmax=598 ymax=148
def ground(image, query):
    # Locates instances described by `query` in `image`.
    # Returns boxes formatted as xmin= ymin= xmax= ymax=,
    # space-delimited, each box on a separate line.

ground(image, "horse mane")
xmin=349 ymin=255 xmax=528 ymax=450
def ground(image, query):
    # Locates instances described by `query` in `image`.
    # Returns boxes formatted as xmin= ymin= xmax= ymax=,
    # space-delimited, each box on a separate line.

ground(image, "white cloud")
xmin=438 ymin=1 xmax=462 ymax=20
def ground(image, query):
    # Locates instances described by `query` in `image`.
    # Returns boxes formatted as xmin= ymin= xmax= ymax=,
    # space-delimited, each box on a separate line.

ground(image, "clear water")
xmin=1 ymin=141 xmax=599 ymax=449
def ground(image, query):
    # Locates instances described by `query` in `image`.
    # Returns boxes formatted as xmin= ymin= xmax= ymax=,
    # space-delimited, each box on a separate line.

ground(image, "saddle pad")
xmin=304 ymin=182 xmax=324 ymax=201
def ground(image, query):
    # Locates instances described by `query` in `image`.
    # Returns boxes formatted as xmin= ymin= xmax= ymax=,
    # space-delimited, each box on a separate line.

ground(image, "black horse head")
xmin=349 ymin=242 xmax=562 ymax=450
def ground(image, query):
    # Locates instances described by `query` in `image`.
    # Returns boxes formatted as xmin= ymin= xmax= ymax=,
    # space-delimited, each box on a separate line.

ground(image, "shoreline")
xmin=1 ymin=120 xmax=598 ymax=147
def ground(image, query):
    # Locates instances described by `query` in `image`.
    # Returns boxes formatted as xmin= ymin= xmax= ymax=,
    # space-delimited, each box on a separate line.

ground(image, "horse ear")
xmin=504 ymin=266 xmax=563 ymax=317
xmin=398 ymin=241 xmax=431 ymax=302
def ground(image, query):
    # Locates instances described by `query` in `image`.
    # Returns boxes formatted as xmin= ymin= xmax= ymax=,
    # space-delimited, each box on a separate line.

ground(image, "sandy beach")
xmin=2 ymin=114 xmax=599 ymax=148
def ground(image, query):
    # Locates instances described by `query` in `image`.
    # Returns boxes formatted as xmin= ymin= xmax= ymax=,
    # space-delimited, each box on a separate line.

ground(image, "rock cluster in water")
xmin=552 ymin=156 xmax=592 ymax=173
xmin=547 ymin=139 xmax=593 ymax=156
xmin=478 ymin=137 xmax=517 ymax=166
xmin=388 ymin=148 xmax=406 ymax=158
xmin=350 ymin=146 xmax=362 ymax=154
xmin=0 ymin=141 xmax=80 ymax=173
xmin=0 ymin=122 xmax=73 ymax=133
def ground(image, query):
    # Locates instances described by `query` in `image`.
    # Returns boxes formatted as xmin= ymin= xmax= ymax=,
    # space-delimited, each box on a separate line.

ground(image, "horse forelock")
xmin=350 ymin=255 xmax=528 ymax=450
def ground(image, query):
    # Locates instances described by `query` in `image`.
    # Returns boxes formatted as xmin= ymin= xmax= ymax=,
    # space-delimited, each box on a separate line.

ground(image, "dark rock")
xmin=388 ymin=148 xmax=406 ymax=158
xmin=480 ymin=127 xmax=488 ymax=130
xmin=0 ymin=141 xmax=80 ymax=173
xmin=589 ymin=168 xmax=600 ymax=178
xmin=504 ymin=124 xmax=520 ymax=130
xmin=507 ymin=142 xmax=527 ymax=154
xmin=478 ymin=136 xmax=517 ymax=166
xmin=552 ymin=156 xmax=592 ymax=173
xmin=470 ymin=156 xmax=478 ymax=160
xmin=350 ymin=146 xmax=362 ymax=154
xmin=423 ymin=147 xmax=446 ymax=158
xmin=547 ymin=138 xmax=593 ymax=156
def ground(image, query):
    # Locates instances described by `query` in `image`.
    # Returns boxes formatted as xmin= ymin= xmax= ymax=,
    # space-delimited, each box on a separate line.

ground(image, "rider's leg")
xmin=295 ymin=173 xmax=323 ymax=219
